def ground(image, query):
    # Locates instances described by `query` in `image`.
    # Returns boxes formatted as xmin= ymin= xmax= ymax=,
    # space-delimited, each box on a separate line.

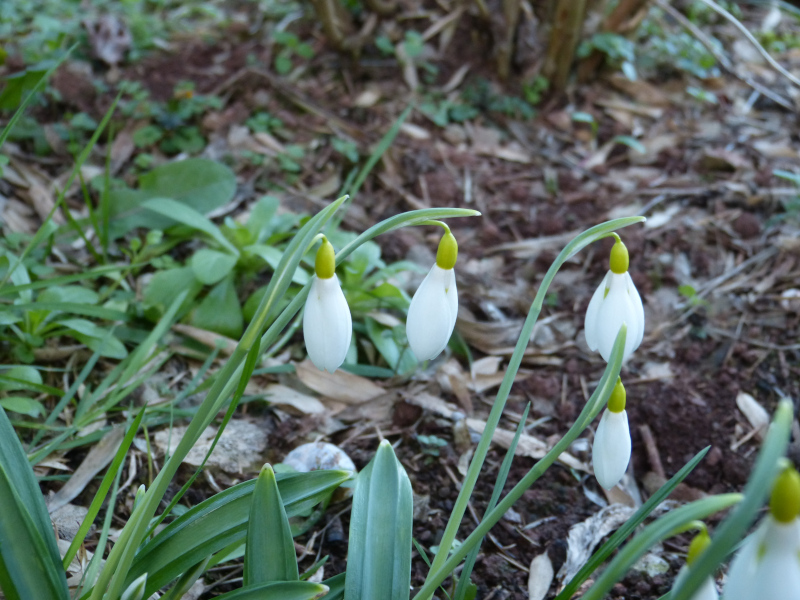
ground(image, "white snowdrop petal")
xmin=624 ymin=272 xmax=645 ymax=349
xmin=407 ymin=265 xmax=458 ymax=361
xmin=595 ymin=273 xmax=636 ymax=362
xmin=752 ymin=518 xmax=800 ymax=600
xmin=303 ymin=275 xmax=352 ymax=373
xmin=444 ymin=268 xmax=458 ymax=333
xmin=692 ymin=576 xmax=720 ymax=600
xmin=584 ymin=271 xmax=609 ymax=352
xmin=722 ymin=524 xmax=763 ymax=600
xmin=592 ymin=409 xmax=631 ymax=490
xmin=673 ymin=566 xmax=719 ymax=600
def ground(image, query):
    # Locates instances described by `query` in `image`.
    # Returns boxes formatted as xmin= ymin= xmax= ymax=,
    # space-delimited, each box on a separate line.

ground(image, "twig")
xmin=695 ymin=0 xmax=800 ymax=90
xmin=639 ymin=424 xmax=666 ymax=479
xmin=653 ymin=0 xmax=795 ymax=111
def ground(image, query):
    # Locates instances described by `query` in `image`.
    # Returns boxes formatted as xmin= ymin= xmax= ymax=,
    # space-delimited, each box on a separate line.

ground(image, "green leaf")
xmin=58 ymin=319 xmax=127 ymax=359
xmin=245 ymin=196 xmax=280 ymax=243
xmin=142 ymin=198 xmax=238 ymax=254
xmin=344 ymin=440 xmax=413 ymax=600
xmin=107 ymin=158 xmax=236 ymax=237
xmin=364 ymin=319 xmax=416 ymax=374
xmin=321 ymin=573 xmax=345 ymax=600
xmin=127 ymin=470 xmax=350 ymax=597
xmin=0 ymin=406 xmax=70 ymax=600
xmin=244 ymin=464 xmax=298 ymax=584
xmin=613 ymin=135 xmax=646 ymax=154
xmin=213 ymin=581 xmax=329 ymax=600
xmin=189 ymin=274 xmax=243 ymax=338
xmin=0 ymin=366 xmax=42 ymax=390
xmin=246 ymin=245 xmax=309 ymax=285
xmin=143 ymin=267 xmax=202 ymax=321
xmin=0 ymin=397 xmax=45 ymax=417
xmin=38 ymin=285 xmax=99 ymax=304
xmin=190 ymin=249 xmax=239 ymax=285
xmin=132 ymin=125 xmax=164 ymax=148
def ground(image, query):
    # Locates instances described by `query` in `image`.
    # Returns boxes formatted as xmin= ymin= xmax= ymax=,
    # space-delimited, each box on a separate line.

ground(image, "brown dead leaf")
xmin=466 ymin=418 xmax=588 ymax=471
xmin=609 ymin=75 xmax=673 ymax=106
xmin=172 ymin=323 xmax=238 ymax=355
xmin=295 ymin=360 xmax=384 ymax=404
xmin=263 ymin=384 xmax=326 ymax=415
xmin=698 ymin=149 xmax=751 ymax=172
xmin=557 ymin=504 xmax=636 ymax=585
xmin=47 ymin=426 xmax=125 ymax=513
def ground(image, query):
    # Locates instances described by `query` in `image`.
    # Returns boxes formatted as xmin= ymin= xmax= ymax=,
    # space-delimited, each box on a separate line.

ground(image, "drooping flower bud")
xmin=406 ymin=231 xmax=459 ymax=362
xmin=303 ymin=238 xmax=352 ymax=373
xmin=584 ymin=237 xmax=644 ymax=363
xmin=592 ymin=378 xmax=632 ymax=490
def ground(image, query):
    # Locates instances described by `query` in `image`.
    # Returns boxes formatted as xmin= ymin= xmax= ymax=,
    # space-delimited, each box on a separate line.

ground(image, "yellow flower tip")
xmin=687 ymin=529 xmax=712 ymax=566
xmin=436 ymin=232 xmax=458 ymax=270
xmin=315 ymin=238 xmax=336 ymax=279
xmin=770 ymin=466 xmax=800 ymax=523
xmin=607 ymin=377 xmax=626 ymax=413
xmin=609 ymin=239 xmax=629 ymax=274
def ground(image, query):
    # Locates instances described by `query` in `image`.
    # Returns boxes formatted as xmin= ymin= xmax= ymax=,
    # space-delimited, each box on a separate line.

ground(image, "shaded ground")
xmin=3 ymin=2 xmax=800 ymax=599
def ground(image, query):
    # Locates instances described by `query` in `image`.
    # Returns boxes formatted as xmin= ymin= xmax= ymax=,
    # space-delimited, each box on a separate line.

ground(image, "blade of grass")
xmin=0 ymin=264 xmax=139 ymax=297
xmin=454 ymin=404 xmax=531 ymax=600
xmin=579 ymin=494 xmax=743 ymax=600
xmin=62 ymin=407 xmax=145 ymax=568
xmin=331 ymin=105 xmax=412 ymax=231
xmin=144 ymin=329 xmax=258 ymax=536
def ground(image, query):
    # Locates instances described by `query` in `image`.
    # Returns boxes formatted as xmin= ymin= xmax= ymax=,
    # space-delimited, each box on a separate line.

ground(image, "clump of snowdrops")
xmin=1 ymin=192 xmax=797 ymax=600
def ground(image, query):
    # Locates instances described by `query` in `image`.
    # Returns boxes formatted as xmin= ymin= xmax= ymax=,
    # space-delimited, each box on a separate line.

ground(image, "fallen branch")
xmin=654 ymin=0 xmax=795 ymax=111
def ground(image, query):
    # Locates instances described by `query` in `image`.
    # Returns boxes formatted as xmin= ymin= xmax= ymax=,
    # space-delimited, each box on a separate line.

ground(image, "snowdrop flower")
xmin=406 ymin=229 xmax=458 ymax=361
xmin=592 ymin=377 xmax=631 ymax=490
xmin=671 ymin=528 xmax=718 ymax=600
xmin=303 ymin=238 xmax=352 ymax=373
xmin=723 ymin=465 xmax=800 ymax=600
xmin=584 ymin=237 xmax=644 ymax=363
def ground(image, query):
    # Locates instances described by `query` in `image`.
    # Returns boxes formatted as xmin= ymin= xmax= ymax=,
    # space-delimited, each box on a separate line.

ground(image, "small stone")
xmin=732 ymin=212 xmax=760 ymax=239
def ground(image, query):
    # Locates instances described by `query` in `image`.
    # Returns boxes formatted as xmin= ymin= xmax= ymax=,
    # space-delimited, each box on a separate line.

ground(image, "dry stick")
xmin=653 ymin=0 xmax=795 ymax=111
xmin=638 ymin=424 xmax=666 ymax=480
xmin=695 ymin=0 xmax=800 ymax=90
